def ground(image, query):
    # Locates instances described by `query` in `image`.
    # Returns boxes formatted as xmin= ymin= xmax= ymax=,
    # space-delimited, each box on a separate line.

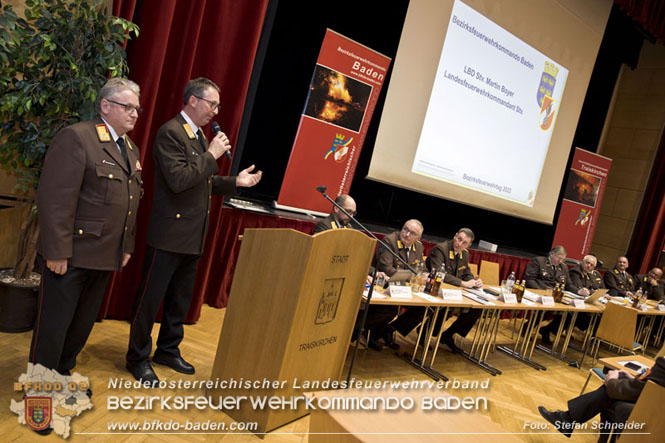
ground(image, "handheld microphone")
xmin=316 ymin=186 xmax=327 ymax=194
xmin=211 ymin=122 xmax=232 ymax=161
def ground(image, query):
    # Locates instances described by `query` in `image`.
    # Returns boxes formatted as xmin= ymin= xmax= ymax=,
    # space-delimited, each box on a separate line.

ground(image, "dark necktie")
xmin=453 ymin=254 xmax=459 ymax=274
xmin=196 ymin=129 xmax=207 ymax=151
xmin=116 ymin=137 xmax=130 ymax=171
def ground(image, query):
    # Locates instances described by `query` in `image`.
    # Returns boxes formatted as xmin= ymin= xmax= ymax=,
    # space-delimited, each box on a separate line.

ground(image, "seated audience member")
xmin=313 ymin=194 xmax=395 ymax=351
xmin=423 ymin=228 xmax=483 ymax=353
xmin=538 ymin=356 xmax=665 ymax=441
xmin=544 ymin=254 xmax=605 ymax=337
xmin=524 ymin=245 xmax=570 ymax=289
xmin=312 ymin=194 xmax=356 ymax=233
xmin=374 ymin=219 xmax=425 ymax=349
xmin=523 ymin=246 xmax=570 ymax=344
xmin=603 ymin=256 xmax=635 ymax=298
xmin=568 ymin=255 xmax=605 ymax=296
xmin=635 ymin=268 xmax=664 ymax=302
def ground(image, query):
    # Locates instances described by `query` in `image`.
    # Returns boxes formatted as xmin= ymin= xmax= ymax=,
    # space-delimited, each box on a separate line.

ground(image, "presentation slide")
xmin=367 ymin=0 xmax=612 ymax=224
xmin=412 ymin=0 xmax=568 ymax=207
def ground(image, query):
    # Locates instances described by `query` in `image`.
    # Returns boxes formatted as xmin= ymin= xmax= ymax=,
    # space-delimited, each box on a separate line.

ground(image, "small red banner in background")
xmin=552 ymin=148 xmax=612 ymax=261
xmin=277 ymin=29 xmax=391 ymax=213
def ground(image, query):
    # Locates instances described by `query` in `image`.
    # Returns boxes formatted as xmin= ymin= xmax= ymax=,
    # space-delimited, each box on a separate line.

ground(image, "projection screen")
xmin=368 ymin=0 xmax=612 ymax=224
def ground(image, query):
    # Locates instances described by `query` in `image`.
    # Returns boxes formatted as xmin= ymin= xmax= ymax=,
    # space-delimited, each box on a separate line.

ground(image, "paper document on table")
xmin=416 ymin=293 xmax=441 ymax=303
xmin=463 ymin=291 xmax=496 ymax=305
xmin=523 ymin=290 xmax=541 ymax=303
xmin=363 ymin=291 xmax=388 ymax=299
xmin=521 ymin=299 xmax=537 ymax=306
xmin=565 ymin=290 xmax=584 ymax=299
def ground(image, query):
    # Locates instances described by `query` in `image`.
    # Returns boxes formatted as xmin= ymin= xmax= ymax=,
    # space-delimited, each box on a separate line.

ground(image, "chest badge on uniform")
xmin=135 ymin=160 xmax=142 ymax=171
xmin=183 ymin=123 xmax=196 ymax=139
xmin=96 ymin=124 xmax=111 ymax=142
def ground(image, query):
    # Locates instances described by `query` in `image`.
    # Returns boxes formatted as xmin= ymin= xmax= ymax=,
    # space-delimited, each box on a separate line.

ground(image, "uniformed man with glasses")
xmin=125 ymin=77 xmax=261 ymax=384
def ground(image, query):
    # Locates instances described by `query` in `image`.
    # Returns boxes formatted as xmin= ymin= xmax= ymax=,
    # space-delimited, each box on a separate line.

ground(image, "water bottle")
xmin=504 ymin=271 xmax=516 ymax=294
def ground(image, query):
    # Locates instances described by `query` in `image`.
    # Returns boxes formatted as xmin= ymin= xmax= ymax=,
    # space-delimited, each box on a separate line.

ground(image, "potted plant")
xmin=0 ymin=0 xmax=138 ymax=331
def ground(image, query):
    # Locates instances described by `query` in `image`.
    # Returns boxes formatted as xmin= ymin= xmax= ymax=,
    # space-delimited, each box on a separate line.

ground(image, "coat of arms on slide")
xmin=537 ymin=61 xmax=560 ymax=131
xmin=315 ymin=278 xmax=344 ymax=324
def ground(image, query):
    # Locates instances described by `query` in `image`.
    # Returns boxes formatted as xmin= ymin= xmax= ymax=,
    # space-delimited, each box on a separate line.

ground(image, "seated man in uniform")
xmin=545 ymin=254 xmax=605 ymax=336
xmin=312 ymin=194 xmax=356 ymax=233
xmin=425 ymin=228 xmax=483 ymax=353
xmin=523 ymin=245 xmax=570 ymax=345
xmin=313 ymin=194 xmax=393 ymax=351
xmin=374 ymin=219 xmax=425 ymax=349
xmin=568 ymin=255 xmax=605 ymax=296
xmin=635 ymin=267 xmax=664 ymax=302
xmin=603 ymin=256 xmax=635 ymax=298
xmin=538 ymin=356 xmax=665 ymax=441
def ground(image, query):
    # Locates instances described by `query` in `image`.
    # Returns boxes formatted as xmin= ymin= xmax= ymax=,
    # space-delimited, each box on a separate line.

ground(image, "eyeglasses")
xmin=342 ymin=209 xmax=357 ymax=216
xmin=107 ymin=99 xmax=143 ymax=115
xmin=194 ymin=95 xmax=221 ymax=112
xmin=401 ymin=226 xmax=420 ymax=236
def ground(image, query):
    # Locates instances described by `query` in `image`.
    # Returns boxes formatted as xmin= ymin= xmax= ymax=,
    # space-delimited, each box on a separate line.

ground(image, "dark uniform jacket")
xmin=634 ymin=274 xmax=665 ymax=302
xmin=37 ymin=118 xmax=142 ymax=271
xmin=147 ymin=114 xmax=236 ymax=255
xmin=567 ymin=264 xmax=605 ymax=294
xmin=425 ymin=240 xmax=474 ymax=286
xmin=376 ymin=231 xmax=424 ymax=277
xmin=604 ymin=267 xmax=635 ymax=297
xmin=524 ymin=256 xmax=570 ymax=289
xmin=605 ymin=357 xmax=665 ymax=401
xmin=312 ymin=214 xmax=348 ymax=234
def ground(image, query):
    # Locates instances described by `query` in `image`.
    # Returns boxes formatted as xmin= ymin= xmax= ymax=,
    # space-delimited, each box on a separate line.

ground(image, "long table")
xmin=363 ymin=284 xmax=480 ymax=381
xmin=365 ymin=286 xmax=606 ymax=379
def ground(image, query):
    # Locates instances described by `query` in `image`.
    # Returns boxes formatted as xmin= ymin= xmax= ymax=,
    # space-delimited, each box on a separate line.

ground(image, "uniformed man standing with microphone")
xmin=126 ymin=78 xmax=261 ymax=384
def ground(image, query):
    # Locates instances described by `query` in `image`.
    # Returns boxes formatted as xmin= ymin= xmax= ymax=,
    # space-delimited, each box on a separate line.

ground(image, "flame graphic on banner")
xmin=318 ymin=72 xmax=354 ymax=122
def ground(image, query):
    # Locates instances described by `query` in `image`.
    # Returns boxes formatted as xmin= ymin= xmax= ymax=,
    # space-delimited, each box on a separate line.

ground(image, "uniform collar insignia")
xmin=183 ymin=123 xmax=196 ymax=139
xmin=96 ymin=124 xmax=111 ymax=142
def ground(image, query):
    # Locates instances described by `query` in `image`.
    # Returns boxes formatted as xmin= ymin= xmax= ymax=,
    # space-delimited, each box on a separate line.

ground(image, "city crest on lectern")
xmin=315 ymin=278 xmax=344 ymax=324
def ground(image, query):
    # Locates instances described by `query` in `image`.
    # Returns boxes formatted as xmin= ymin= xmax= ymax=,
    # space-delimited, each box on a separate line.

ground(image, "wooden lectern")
xmin=209 ymin=228 xmax=376 ymax=434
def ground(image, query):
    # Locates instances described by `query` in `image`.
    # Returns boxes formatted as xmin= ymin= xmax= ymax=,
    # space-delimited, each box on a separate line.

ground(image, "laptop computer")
xmin=585 ymin=288 xmax=609 ymax=305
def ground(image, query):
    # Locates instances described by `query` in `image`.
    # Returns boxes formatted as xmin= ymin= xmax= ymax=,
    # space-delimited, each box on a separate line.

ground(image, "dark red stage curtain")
xmin=615 ymin=0 xmax=665 ymax=42
xmin=100 ymin=0 xmax=269 ymax=322
xmin=627 ymin=130 xmax=665 ymax=274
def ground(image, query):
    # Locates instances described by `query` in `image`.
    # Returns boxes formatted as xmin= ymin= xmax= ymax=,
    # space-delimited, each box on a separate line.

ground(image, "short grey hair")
xmin=404 ymin=219 xmax=424 ymax=236
xmin=97 ymin=78 xmax=140 ymax=112
xmin=583 ymin=255 xmax=597 ymax=265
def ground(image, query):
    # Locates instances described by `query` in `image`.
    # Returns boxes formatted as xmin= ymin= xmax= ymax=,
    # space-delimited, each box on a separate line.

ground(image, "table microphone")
xmin=211 ymin=122 xmax=232 ymax=161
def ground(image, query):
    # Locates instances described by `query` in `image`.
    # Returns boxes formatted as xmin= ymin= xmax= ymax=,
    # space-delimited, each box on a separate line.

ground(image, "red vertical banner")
xmin=552 ymin=148 xmax=612 ymax=261
xmin=276 ymin=29 xmax=392 ymax=213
